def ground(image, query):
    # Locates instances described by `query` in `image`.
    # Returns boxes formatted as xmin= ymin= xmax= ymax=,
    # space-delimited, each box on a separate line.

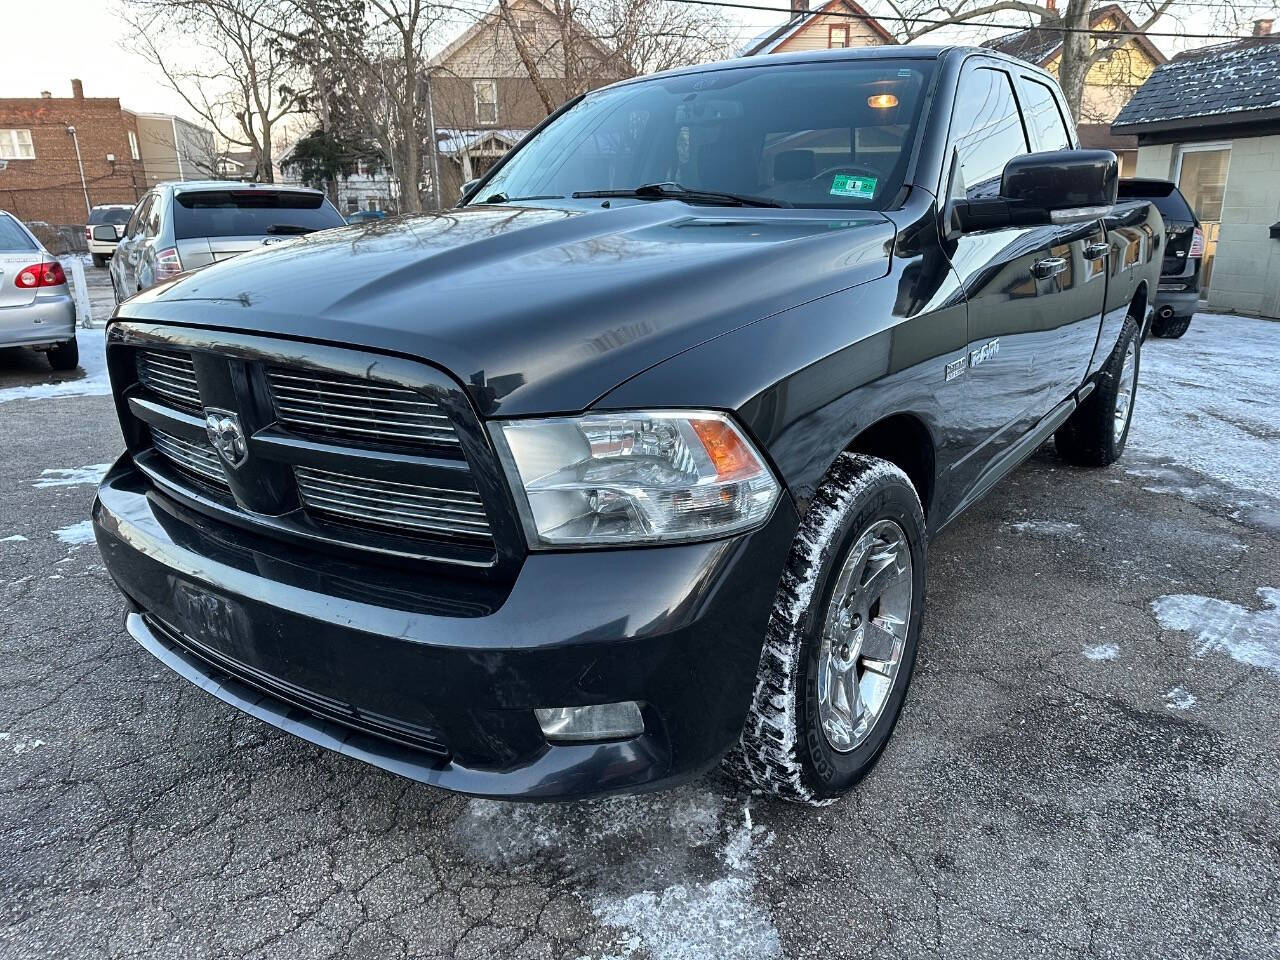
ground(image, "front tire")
xmin=47 ymin=336 xmax=79 ymax=371
xmin=91 ymin=253 xmax=108 ymax=268
xmin=727 ymin=454 xmax=927 ymax=805
xmin=1055 ymin=316 xmax=1140 ymax=467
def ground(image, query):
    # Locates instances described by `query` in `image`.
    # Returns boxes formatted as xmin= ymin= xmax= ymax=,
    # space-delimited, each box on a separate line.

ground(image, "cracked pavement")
xmin=2 ymin=278 xmax=1278 ymax=959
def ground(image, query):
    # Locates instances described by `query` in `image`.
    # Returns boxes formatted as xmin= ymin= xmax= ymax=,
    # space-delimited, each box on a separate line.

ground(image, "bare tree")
xmin=874 ymin=0 xmax=1176 ymax=119
xmin=285 ymin=0 xmax=449 ymax=212
xmin=121 ymin=0 xmax=305 ymax=182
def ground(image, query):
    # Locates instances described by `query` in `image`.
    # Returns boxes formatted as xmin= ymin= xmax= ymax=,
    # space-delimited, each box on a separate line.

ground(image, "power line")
xmin=654 ymin=0 xmax=1269 ymax=40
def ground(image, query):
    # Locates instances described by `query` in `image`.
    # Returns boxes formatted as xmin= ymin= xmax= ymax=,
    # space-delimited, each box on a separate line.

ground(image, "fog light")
xmin=534 ymin=702 xmax=644 ymax=742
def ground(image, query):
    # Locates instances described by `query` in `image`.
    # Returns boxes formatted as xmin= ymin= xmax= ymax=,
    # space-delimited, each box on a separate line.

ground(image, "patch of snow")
xmin=1164 ymin=686 xmax=1197 ymax=711
xmin=593 ymin=876 xmax=781 ymax=960
xmin=1004 ymin=519 xmax=1081 ymax=538
xmin=1083 ymin=643 xmax=1121 ymax=661
xmin=54 ymin=520 xmax=95 ymax=546
xmin=0 ymin=535 xmax=27 ymax=543
xmin=0 ymin=326 xmax=110 ymax=405
xmin=1128 ymin=316 xmax=1280 ymax=501
xmin=1152 ymin=588 xmax=1280 ymax=675
xmin=593 ymin=802 xmax=780 ymax=960
xmin=11 ymin=738 xmax=46 ymax=756
xmin=32 ymin=463 xmax=111 ymax=488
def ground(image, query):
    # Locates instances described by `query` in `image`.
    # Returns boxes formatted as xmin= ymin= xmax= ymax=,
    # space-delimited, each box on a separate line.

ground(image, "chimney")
xmin=40 ymin=90 xmax=51 ymax=99
xmin=71 ymin=78 xmax=84 ymax=99
xmin=1254 ymin=18 xmax=1273 ymax=36
xmin=1046 ymin=0 xmax=1056 ymax=10
xmin=792 ymin=0 xmax=808 ymax=13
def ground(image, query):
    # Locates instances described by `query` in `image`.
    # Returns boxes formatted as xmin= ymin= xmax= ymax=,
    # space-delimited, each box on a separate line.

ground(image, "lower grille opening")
xmin=145 ymin=614 xmax=451 ymax=760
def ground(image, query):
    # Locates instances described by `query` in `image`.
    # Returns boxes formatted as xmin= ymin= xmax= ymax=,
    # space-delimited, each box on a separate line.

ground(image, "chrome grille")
xmin=267 ymin=370 xmax=460 ymax=448
xmin=137 ymin=350 xmax=200 ymax=409
xmin=151 ymin=427 xmax=228 ymax=488
xmin=295 ymin=467 xmax=491 ymax=542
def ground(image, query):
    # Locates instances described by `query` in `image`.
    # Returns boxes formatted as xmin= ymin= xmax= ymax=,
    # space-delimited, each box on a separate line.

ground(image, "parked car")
xmin=346 ymin=209 xmax=388 ymax=223
xmin=1118 ymin=178 xmax=1201 ymax=339
xmin=85 ymin=204 xmax=134 ymax=267
xmin=93 ymin=47 xmax=1161 ymax=805
xmin=0 ymin=210 xmax=78 ymax=370
xmin=108 ymin=181 xmax=345 ymax=302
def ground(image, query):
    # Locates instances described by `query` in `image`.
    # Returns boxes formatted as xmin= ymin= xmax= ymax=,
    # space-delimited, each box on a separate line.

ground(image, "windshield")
xmin=89 ymin=207 xmax=133 ymax=225
xmin=172 ymin=190 xmax=345 ymax=240
xmin=473 ymin=59 xmax=934 ymax=210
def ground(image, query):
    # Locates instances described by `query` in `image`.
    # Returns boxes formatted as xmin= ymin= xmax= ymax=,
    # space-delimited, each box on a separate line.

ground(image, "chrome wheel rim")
xmin=817 ymin=519 xmax=913 ymax=753
xmin=1113 ymin=340 xmax=1137 ymax=443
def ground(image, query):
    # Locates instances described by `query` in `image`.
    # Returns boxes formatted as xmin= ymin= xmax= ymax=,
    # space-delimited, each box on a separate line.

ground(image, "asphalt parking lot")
xmin=2 ymin=269 xmax=1278 ymax=959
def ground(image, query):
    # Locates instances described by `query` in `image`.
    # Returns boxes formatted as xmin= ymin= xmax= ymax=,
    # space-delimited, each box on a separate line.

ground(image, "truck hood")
xmin=117 ymin=202 xmax=894 ymax=415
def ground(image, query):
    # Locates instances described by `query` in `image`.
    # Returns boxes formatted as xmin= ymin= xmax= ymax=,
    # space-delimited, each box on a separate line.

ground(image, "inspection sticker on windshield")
xmin=830 ymin=174 xmax=877 ymax=199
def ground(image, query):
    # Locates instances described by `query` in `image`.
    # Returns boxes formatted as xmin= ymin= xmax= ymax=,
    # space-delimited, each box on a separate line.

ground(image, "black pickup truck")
xmin=93 ymin=46 xmax=1162 ymax=805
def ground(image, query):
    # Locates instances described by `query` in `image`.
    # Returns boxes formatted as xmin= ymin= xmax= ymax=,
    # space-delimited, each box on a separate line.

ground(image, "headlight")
xmin=491 ymin=410 xmax=780 ymax=547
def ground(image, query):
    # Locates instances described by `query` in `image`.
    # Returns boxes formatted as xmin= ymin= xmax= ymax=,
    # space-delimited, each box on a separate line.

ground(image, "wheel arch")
xmin=843 ymin=412 xmax=937 ymax=519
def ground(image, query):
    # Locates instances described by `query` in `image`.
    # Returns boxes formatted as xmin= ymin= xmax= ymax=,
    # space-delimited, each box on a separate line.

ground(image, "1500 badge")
xmin=945 ymin=338 xmax=1000 ymax=381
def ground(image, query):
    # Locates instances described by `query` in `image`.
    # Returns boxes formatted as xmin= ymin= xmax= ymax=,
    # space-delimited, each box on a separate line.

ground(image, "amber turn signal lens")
xmin=692 ymin=417 xmax=758 ymax=480
xmin=868 ymin=94 xmax=899 ymax=109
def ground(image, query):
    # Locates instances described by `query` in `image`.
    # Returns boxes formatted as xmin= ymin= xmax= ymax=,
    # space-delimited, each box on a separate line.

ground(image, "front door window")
xmin=1176 ymin=144 xmax=1231 ymax=294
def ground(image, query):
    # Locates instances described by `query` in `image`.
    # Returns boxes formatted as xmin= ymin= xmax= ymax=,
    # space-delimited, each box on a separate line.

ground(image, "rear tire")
xmin=1151 ymin=313 xmax=1191 ymax=339
xmin=1055 ymin=316 xmax=1140 ymax=467
xmin=726 ymin=453 xmax=927 ymax=805
xmin=91 ymin=253 xmax=108 ymax=268
xmin=47 ymin=336 xmax=80 ymax=371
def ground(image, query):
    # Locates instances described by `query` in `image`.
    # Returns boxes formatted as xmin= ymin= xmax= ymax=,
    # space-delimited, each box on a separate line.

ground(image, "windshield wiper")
xmin=265 ymin=223 xmax=318 ymax=235
xmin=572 ymin=182 xmax=790 ymax=208
xmin=480 ymin=192 xmax=565 ymax=204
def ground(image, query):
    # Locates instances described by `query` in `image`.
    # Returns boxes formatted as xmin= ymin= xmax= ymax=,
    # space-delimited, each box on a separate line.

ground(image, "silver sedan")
xmin=0 ymin=212 xmax=78 ymax=370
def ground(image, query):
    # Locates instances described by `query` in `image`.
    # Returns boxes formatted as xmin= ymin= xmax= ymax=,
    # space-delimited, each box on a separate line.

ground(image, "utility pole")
xmin=67 ymin=126 xmax=91 ymax=218
xmin=425 ymin=69 xmax=442 ymax=211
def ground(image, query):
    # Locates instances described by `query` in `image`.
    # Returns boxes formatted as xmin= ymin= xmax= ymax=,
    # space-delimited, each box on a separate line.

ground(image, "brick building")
xmin=0 ymin=79 xmax=145 ymax=227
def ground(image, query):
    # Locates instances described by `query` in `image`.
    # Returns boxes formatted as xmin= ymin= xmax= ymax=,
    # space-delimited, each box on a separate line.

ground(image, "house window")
xmin=367 ymin=198 xmax=379 ymax=211
xmin=0 ymin=129 xmax=35 ymax=160
xmin=127 ymin=130 xmax=140 ymax=161
xmin=828 ymin=25 xmax=849 ymax=48
xmin=520 ymin=19 xmax=537 ymax=38
xmin=474 ymin=80 xmax=498 ymax=125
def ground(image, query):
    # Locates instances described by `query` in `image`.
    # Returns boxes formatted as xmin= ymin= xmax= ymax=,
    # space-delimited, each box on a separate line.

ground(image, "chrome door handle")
xmin=1084 ymin=242 xmax=1110 ymax=260
xmin=1032 ymin=256 xmax=1068 ymax=279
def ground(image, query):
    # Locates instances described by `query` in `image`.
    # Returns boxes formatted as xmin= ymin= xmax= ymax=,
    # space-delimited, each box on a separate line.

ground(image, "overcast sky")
xmin=1 ymin=0 xmax=1267 ymax=134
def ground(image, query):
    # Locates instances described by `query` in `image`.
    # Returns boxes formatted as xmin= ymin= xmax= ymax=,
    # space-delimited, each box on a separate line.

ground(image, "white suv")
xmin=86 ymin=204 xmax=134 ymax=267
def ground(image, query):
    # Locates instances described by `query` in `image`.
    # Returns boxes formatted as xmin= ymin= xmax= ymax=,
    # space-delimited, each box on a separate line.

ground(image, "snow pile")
xmin=1152 ymin=588 xmax=1280 ymax=676
xmin=32 ymin=463 xmax=111 ymax=488
xmin=1083 ymin=643 xmax=1120 ymax=661
xmin=0 ymin=326 xmax=111 ymax=405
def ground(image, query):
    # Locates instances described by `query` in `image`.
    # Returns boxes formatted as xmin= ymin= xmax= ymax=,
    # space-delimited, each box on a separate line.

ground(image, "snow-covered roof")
xmin=1113 ymin=35 xmax=1280 ymax=133
xmin=436 ymin=128 xmax=530 ymax=156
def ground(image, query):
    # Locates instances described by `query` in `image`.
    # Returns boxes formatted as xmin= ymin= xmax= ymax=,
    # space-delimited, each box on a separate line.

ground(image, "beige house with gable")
xmin=739 ymin=0 xmax=895 ymax=57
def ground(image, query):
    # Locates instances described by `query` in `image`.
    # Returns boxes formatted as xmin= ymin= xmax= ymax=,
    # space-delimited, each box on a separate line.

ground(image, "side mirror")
xmin=91 ymin=224 xmax=120 ymax=243
xmin=953 ymin=149 xmax=1118 ymax=233
xmin=458 ymin=178 xmax=481 ymax=206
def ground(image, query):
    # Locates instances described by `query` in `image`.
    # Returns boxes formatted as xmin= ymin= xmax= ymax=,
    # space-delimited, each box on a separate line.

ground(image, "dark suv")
xmin=1118 ymin=178 xmax=1201 ymax=338
xmin=93 ymin=47 xmax=1161 ymax=804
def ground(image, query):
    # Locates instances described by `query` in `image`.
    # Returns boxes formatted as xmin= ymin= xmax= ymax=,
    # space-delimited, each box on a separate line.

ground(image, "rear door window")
xmin=0 ymin=215 xmax=37 ymax=251
xmin=948 ymin=67 xmax=1029 ymax=200
xmin=1018 ymin=78 xmax=1072 ymax=152
xmin=172 ymin=190 xmax=345 ymax=240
